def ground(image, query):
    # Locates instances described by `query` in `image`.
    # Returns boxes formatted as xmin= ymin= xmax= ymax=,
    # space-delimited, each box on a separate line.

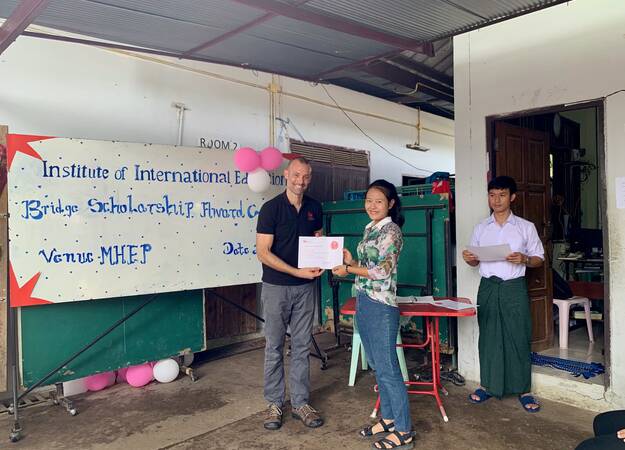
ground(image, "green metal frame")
xmin=20 ymin=290 xmax=206 ymax=387
xmin=321 ymin=188 xmax=453 ymax=352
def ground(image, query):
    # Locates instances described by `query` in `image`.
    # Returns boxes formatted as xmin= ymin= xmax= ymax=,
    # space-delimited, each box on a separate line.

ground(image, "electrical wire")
xmin=320 ymin=84 xmax=434 ymax=175
xmin=604 ymin=89 xmax=625 ymax=99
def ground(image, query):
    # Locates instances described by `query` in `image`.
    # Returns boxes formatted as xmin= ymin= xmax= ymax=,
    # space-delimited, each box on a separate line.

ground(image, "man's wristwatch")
xmin=523 ymin=255 xmax=529 ymax=266
xmin=345 ymin=264 xmax=350 ymax=274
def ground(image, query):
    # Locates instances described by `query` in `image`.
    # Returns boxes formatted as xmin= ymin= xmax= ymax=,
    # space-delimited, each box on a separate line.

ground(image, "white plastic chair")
xmin=553 ymin=296 xmax=593 ymax=349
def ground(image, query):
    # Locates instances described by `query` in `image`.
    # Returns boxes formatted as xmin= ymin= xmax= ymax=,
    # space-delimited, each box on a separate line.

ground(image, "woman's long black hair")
xmin=366 ymin=179 xmax=404 ymax=227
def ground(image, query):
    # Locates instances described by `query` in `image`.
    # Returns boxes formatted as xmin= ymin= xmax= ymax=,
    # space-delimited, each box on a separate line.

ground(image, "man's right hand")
xmin=294 ymin=267 xmax=324 ymax=279
xmin=462 ymin=250 xmax=479 ymax=265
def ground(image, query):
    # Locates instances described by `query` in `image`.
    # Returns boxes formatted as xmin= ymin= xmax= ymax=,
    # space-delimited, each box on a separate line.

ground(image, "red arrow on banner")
xmin=6 ymin=134 xmax=54 ymax=171
xmin=9 ymin=263 xmax=52 ymax=307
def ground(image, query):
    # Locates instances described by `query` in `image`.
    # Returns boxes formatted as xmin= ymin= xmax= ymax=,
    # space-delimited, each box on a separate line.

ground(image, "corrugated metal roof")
xmin=291 ymin=0 xmax=561 ymax=40
xmin=199 ymin=33 xmax=359 ymax=75
xmin=245 ymin=15 xmax=394 ymax=60
xmin=0 ymin=0 xmax=568 ymax=119
xmin=297 ymin=0 xmax=482 ymax=41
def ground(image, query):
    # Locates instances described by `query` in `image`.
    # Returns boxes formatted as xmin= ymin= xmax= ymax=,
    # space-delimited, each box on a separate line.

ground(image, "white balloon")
xmin=153 ymin=358 xmax=180 ymax=383
xmin=247 ymin=168 xmax=270 ymax=193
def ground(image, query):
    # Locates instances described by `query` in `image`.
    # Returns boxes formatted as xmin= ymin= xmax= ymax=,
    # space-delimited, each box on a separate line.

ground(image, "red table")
xmin=340 ymin=296 xmax=476 ymax=422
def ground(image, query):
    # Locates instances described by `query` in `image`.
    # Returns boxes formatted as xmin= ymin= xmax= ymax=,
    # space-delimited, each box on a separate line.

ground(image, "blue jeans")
xmin=356 ymin=290 xmax=412 ymax=432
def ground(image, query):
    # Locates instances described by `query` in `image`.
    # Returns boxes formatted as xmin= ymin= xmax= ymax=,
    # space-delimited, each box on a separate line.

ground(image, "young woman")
xmin=332 ymin=179 xmax=414 ymax=450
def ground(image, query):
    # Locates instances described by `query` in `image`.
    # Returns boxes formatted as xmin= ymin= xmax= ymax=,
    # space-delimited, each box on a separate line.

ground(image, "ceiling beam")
xmin=0 ymin=0 xmax=49 ymax=55
xmin=313 ymin=49 xmax=401 ymax=80
xmin=184 ymin=13 xmax=278 ymax=55
xmin=231 ymin=0 xmax=433 ymax=54
xmin=386 ymin=56 xmax=453 ymax=88
xmin=184 ymin=0 xmax=311 ymax=56
xmin=325 ymin=77 xmax=399 ymax=100
xmin=362 ymin=61 xmax=454 ymax=104
xmin=327 ymin=78 xmax=454 ymax=120
xmin=21 ymin=30 xmax=318 ymax=82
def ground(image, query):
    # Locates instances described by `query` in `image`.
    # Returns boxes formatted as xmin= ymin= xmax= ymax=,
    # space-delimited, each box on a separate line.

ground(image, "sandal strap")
xmin=380 ymin=419 xmax=395 ymax=432
xmin=374 ymin=431 xmax=413 ymax=449
xmin=360 ymin=419 xmax=395 ymax=437
xmin=390 ymin=430 xmax=413 ymax=445
xmin=374 ymin=438 xmax=396 ymax=449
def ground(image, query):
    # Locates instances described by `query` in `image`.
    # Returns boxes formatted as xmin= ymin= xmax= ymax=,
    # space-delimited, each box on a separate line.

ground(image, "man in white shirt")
xmin=463 ymin=176 xmax=544 ymax=412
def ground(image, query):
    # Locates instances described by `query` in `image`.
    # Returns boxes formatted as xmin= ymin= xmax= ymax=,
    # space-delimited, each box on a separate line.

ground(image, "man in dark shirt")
xmin=256 ymin=157 xmax=324 ymax=430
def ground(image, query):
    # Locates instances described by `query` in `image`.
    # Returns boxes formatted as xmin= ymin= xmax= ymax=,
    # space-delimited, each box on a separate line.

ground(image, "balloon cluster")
xmin=233 ymin=147 xmax=283 ymax=193
xmin=81 ymin=355 xmax=192 ymax=393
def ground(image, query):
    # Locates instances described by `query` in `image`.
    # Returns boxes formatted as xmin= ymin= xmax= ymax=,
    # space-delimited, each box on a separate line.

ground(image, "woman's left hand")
xmin=617 ymin=428 xmax=625 ymax=442
xmin=332 ymin=264 xmax=349 ymax=277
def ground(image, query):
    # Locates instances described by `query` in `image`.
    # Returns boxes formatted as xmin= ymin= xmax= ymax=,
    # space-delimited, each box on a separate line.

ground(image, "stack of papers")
xmin=466 ymin=244 xmax=512 ymax=262
xmin=396 ymin=295 xmax=433 ymax=304
xmin=396 ymin=295 xmax=476 ymax=311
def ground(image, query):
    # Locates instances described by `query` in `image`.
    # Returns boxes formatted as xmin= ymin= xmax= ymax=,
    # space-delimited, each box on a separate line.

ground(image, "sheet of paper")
xmin=431 ymin=299 xmax=476 ymax=311
xmin=397 ymin=296 xmax=436 ymax=304
xmin=298 ymin=236 xmax=343 ymax=270
xmin=616 ymin=177 xmax=625 ymax=209
xmin=466 ymin=244 xmax=512 ymax=262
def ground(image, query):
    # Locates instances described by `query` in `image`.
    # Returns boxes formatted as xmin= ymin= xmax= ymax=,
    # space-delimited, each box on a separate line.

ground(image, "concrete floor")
xmin=0 ymin=333 xmax=596 ymax=449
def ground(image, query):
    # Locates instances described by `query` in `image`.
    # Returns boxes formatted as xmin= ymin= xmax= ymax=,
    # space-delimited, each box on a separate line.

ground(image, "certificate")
xmin=466 ymin=244 xmax=512 ymax=262
xmin=298 ymin=237 xmax=344 ymax=270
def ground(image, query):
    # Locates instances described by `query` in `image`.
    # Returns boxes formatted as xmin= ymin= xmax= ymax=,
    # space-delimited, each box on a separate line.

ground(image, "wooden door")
xmin=205 ymin=284 xmax=258 ymax=339
xmin=495 ymin=122 xmax=553 ymax=352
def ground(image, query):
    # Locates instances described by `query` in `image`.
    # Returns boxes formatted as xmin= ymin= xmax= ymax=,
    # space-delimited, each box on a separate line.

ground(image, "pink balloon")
xmin=126 ymin=363 xmax=154 ymax=387
xmin=116 ymin=367 xmax=128 ymax=383
xmin=260 ymin=147 xmax=283 ymax=171
xmin=85 ymin=371 xmax=116 ymax=391
xmin=234 ymin=147 xmax=261 ymax=172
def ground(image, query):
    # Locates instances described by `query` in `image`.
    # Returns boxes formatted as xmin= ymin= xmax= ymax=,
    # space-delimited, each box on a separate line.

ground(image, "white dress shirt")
xmin=470 ymin=212 xmax=544 ymax=281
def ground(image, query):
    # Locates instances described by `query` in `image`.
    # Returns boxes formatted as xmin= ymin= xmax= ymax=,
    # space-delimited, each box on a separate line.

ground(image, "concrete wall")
xmin=0 ymin=33 xmax=454 ymax=186
xmin=454 ymin=0 xmax=625 ymax=409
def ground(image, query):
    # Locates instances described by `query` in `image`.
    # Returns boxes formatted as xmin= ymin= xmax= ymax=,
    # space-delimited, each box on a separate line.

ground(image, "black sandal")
xmin=359 ymin=419 xmax=395 ymax=437
xmin=371 ymin=430 xmax=415 ymax=449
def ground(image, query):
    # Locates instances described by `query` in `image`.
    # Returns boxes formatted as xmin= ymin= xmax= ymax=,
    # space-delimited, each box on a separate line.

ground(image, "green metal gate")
xmin=320 ymin=185 xmax=454 ymax=352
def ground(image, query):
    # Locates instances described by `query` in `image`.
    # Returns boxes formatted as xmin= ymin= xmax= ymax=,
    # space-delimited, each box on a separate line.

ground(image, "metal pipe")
xmin=172 ymin=102 xmax=188 ymax=146
xmin=426 ymin=209 xmax=433 ymax=295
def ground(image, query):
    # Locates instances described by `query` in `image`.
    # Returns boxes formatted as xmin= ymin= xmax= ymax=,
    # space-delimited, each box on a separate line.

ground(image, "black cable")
xmin=604 ymin=89 xmax=625 ymax=99
xmin=320 ymin=84 xmax=434 ymax=175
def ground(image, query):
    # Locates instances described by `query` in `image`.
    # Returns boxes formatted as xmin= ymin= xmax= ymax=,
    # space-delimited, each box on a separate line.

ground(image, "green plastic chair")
xmin=348 ymin=317 xmax=409 ymax=386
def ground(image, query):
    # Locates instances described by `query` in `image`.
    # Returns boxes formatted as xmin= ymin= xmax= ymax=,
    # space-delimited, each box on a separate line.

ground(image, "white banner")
xmin=7 ymin=135 xmax=284 ymax=306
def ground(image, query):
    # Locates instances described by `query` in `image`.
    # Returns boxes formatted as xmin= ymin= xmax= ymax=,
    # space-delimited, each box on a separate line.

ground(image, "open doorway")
xmin=487 ymin=102 xmax=608 ymax=387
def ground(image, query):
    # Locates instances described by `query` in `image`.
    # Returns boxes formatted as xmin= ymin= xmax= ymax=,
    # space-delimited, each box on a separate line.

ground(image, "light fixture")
xmin=406 ymin=108 xmax=430 ymax=152
xmin=405 ymin=143 xmax=430 ymax=152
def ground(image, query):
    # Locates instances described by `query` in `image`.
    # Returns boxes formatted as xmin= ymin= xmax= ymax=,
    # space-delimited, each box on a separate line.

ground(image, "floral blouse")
xmin=355 ymin=216 xmax=403 ymax=307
